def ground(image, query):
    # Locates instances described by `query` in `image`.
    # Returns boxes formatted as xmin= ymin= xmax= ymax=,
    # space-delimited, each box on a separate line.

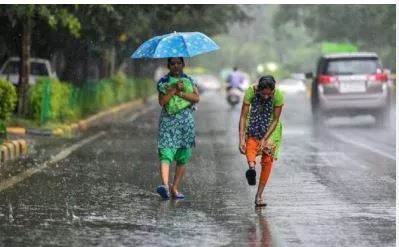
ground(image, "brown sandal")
xmin=255 ymin=199 xmax=267 ymax=207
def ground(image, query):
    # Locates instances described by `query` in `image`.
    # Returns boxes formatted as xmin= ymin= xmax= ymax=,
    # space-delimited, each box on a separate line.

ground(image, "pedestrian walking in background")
xmin=238 ymin=75 xmax=284 ymax=207
xmin=155 ymin=57 xmax=200 ymax=200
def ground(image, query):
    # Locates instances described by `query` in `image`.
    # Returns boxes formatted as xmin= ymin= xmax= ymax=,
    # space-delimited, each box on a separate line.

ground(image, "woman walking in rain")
xmin=156 ymin=57 xmax=200 ymax=200
xmin=238 ymin=75 xmax=284 ymax=207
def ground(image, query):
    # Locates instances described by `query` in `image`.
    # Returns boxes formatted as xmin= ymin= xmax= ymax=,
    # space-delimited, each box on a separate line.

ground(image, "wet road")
xmin=0 ymin=90 xmax=395 ymax=246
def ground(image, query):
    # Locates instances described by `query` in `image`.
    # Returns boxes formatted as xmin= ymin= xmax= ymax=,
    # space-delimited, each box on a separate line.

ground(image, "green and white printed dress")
xmin=157 ymin=73 xmax=196 ymax=149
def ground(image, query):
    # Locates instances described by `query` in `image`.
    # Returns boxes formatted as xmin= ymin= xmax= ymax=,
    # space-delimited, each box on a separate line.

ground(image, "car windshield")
xmin=326 ymin=58 xmax=381 ymax=75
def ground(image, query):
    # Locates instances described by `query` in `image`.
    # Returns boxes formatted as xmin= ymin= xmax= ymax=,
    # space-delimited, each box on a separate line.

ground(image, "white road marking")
xmin=125 ymin=104 xmax=158 ymax=123
xmin=329 ymin=132 xmax=396 ymax=161
xmin=0 ymin=131 xmax=106 ymax=192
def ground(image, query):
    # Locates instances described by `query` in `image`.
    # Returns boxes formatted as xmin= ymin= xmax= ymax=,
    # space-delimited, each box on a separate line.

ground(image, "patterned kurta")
xmin=157 ymin=73 xmax=196 ymax=149
xmin=243 ymin=85 xmax=284 ymax=160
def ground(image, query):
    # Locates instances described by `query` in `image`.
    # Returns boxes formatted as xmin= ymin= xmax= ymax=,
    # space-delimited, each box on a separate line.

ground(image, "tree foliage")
xmin=0 ymin=4 xmax=250 ymax=83
xmin=273 ymin=5 xmax=396 ymax=70
xmin=0 ymin=5 xmax=81 ymax=116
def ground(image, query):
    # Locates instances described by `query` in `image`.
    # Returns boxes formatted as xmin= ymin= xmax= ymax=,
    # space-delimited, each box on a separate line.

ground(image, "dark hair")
xmin=257 ymin=75 xmax=276 ymax=91
xmin=167 ymin=57 xmax=185 ymax=66
xmin=233 ymin=66 xmax=238 ymax=71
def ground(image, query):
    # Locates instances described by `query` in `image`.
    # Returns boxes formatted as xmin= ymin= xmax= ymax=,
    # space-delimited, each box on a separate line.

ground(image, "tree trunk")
xmin=110 ymin=46 xmax=115 ymax=76
xmin=17 ymin=20 xmax=31 ymax=116
xmin=82 ymin=42 xmax=89 ymax=83
xmin=99 ymin=49 xmax=109 ymax=79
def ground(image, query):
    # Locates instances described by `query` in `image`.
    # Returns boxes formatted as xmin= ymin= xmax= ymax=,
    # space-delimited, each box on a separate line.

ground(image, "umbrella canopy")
xmin=131 ymin=31 xmax=219 ymax=59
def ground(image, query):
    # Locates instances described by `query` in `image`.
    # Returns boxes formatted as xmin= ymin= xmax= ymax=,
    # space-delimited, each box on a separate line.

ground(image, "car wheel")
xmin=312 ymin=105 xmax=326 ymax=125
xmin=373 ymin=107 xmax=391 ymax=127
xmin=311 ymin=87 xmax=325 ymax=125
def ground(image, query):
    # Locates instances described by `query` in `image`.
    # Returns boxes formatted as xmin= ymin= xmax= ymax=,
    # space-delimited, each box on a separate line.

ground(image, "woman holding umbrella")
xmin=131 ymin=31 xmax=219 ymax=199
xmin=156 ymin=57 xmax=200 ymax=199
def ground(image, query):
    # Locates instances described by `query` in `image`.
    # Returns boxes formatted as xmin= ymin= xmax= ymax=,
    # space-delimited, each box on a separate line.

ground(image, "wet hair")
xmin=167 ymin=57 xmax=185 ymax=67
xmin=257 ymin=75 xmax=276 ymax=91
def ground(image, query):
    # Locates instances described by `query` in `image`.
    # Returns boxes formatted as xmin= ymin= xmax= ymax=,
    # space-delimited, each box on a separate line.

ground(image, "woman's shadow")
xmin=247 ymin=208 xmax=273 ymax=247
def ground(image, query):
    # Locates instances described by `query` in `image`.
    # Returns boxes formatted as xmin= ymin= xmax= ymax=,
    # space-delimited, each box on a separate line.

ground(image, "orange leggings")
xmin=245 ymin=137 xmax=273 ymax=185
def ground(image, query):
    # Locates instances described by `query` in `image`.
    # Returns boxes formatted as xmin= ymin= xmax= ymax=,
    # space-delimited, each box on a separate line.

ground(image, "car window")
xmin=2 ymin=61 xmax=20 ymax=74
xmin=325 ymin=58 xmax=381 ymax=75
xmin=1 ymin=61 xmax=49 ymax=76
xmin=31 ymin=62 xmax=48 ymax=76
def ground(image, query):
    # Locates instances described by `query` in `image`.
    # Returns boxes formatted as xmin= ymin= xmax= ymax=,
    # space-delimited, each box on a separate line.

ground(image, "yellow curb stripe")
xmin=6 ymin=127 xmax=26 ymax=135
xmin=70 ymin=123 xmax=79 ymax=133
xmin=63 ymin=125 xmax=72 ymax=134
xmin=52 ymin=128 xmax=64 ymax=136
xmin=11 ymin=141 xmax=20 ymax=157
xmin=78 ymin=120 xmax=88 ymax=131
xmin=3 ymin=142 xmax=15 ymax=160
xmin=20 ymin=140 xmax=28 ymax=155
xmin=0 ymin=145 xmax=8 ymax=162
xmin=0 ymin=140 xmax=28 ymax=163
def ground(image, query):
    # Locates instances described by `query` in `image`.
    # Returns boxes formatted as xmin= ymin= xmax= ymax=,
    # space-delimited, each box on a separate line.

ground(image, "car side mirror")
xmin=305 ymin=72 xmax=314 ymax=79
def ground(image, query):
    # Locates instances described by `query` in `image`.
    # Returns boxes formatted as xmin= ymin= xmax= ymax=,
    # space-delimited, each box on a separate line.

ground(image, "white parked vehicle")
xmin=0 ymin=57 xmax=57 ymax=86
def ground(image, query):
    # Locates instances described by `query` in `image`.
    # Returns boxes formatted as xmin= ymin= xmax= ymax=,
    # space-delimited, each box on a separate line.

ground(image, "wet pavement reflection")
xmin=0 ymin=90 xmax=395 ymax=246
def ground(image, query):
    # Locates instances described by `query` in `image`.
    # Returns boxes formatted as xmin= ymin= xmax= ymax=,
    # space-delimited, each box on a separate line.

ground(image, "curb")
xmin=0 ymin=139 xmax=28 ymax=164
xmin=6 ymin=98 xmax=146 ymax=137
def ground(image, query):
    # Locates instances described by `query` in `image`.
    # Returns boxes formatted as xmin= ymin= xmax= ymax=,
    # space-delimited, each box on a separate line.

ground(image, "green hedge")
xmin=27 ymin=73 xmax=155 ymax=126
xmin=28 ymin=77 xmax=80 ymax=125
xmin=0 ymin=79 xmax=17 ymax=121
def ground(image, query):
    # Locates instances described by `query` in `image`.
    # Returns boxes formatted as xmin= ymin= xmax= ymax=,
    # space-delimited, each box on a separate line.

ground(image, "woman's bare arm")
xmin=238 ymin=103 xmax=250 ymax=154
xmin=158 ymin=86 xmax=177 ymax=107
xmin=177 ymin=86 xmax=200 ymax=104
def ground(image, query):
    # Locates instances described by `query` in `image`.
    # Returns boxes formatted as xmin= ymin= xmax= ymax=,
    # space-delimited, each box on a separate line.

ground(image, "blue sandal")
xmin=156 ymin=185 xmax=170 ymax=199
xmin=171 ymin=192 xmax=185 ymax=199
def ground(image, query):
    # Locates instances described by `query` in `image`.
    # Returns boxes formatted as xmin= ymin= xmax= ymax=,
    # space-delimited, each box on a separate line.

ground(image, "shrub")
xmin=125 ymin=79 xmax=137 ymax=101
xmin=111 ymin=72 xmax=127 ymax=104
xmin=96 ymin=79 xmax=115 ymax=110
xmin=28 ymin=77 xmax=80 ymax=125
xmin=0 ymin=79 xmax=17 ymax=121
xmin=26 ymin=75 xmax=156 ymax=126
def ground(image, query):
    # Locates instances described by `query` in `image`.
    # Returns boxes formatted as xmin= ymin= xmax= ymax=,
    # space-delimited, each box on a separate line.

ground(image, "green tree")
xmin=0 ymin=5 xmax=81 ymax=116
xmin=274 ymin=5 xmax=396 ymax=71
xmin=26 ymin=5 xmax=250 ymax=82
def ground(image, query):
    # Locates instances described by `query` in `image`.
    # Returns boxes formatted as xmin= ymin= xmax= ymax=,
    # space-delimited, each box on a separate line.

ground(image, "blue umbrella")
xmin=131 ymin=31 xmax=220 ymax=59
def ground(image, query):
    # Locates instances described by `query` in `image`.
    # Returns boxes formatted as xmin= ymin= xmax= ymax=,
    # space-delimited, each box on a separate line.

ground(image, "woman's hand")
xmin=259 ymin=138 xmax=274 ymax=152
xmin=166 ymin=85 xmax=177 ymax=95
xmin=176 ymin=81 xmax=184 ymax=91
xmin=239 ymin=138 xmax=246 ymax=154
xmin=159 ymin=85 xmax=178 ymax=106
